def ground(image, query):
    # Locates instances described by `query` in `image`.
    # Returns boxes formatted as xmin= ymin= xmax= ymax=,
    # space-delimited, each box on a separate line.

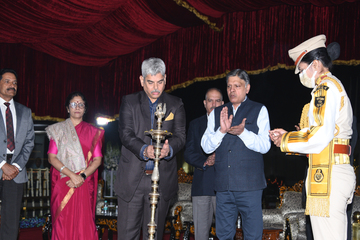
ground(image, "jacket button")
xmin=229 ymin=150 xmax=231 ymax=153
xmin=2 ymin=154 xmax=5 ymax=157
xmin=3 ymin=140 xmax=6 ymax=143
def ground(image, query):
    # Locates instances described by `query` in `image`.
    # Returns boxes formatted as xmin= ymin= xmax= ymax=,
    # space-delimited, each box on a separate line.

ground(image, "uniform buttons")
xmin=228 ymin=165 xmax=230 ymax=168
xmin=229 ymin=150 xmax=231 ymax=153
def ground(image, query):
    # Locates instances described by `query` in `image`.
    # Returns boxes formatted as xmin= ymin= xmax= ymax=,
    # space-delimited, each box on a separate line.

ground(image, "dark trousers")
xmin=216 ymin=190 xmax=263 ymax=240
xmin=117 ymin=174 xmax=170 ymax=240
xmin=0 ymin=179 xmax=24 ymax=240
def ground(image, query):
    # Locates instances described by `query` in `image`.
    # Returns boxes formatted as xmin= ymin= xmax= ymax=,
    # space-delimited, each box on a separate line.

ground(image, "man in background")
xmin=0 ymin=68 xmax=35 ymax=240
xmin=184 ymin=88 xmax=223 ymax=240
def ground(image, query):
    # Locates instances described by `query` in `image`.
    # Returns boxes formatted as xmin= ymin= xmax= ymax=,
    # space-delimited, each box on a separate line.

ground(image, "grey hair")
xmin=205 ymin=88 xmax=223 ymax=101
xmin=226 ymin=69 xmax=250 ymax=86
xmin=141 ymin=58 xmax=166 ymax=77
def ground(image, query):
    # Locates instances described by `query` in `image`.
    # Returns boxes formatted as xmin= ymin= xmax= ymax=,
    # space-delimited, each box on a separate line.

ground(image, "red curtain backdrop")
xmin=0 ymin=0 xmax=357 ymax=66
xmin=0 ymin=1 xmax=359 ymax=121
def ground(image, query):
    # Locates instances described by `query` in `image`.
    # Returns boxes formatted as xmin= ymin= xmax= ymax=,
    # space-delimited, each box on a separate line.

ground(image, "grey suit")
xmin=0 ymin=101 xmax=35 ymax=240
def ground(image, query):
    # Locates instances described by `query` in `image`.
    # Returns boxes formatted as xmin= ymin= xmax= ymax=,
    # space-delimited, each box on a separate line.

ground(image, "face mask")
xmin=299 ymin=61 xmax=317 ymax=88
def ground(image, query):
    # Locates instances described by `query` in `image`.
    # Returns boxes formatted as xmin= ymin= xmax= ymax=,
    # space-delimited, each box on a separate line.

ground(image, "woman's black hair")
xmin=65 ymin=91 xmax=88 ymax=113
xmin=301 ymin=42 xmax=340 ymax=71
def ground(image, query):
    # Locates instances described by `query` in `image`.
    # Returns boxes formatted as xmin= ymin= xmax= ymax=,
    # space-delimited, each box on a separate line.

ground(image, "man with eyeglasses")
xmin=115 ymin=58 xmax=186 ymax=240
xmin=0 ymin=68 xmax=35 ymax=240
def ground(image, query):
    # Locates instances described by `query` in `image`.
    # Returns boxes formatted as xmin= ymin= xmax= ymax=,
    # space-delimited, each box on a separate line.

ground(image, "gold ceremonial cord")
xmin=173 ymin=0 xmax=224 ymax=32
xmin=281 ymin=82 xmax=329 ymax=151
xmin=299 ymin=103 xmax=310 ymax=129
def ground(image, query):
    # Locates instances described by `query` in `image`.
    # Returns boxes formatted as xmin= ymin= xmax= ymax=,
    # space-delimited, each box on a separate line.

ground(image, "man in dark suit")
xmin=115 ymin=58 xmax=186 ymax=240
xmin=184 ymin=88 xmax=223 ymax=240
xmin=0 ymin=69 xmax=35 ymax=240
xmin=201 ymin=69 xmax=271 ymax=240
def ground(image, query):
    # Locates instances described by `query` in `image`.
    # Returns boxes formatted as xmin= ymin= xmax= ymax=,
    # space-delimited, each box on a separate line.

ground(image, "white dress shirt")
xmin=201 ymin=99 xmax=271 ymax=155
xmin=0 ymin=97 xmax=19 ymax=170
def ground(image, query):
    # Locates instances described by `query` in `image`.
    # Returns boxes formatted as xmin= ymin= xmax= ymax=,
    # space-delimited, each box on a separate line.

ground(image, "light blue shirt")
xmin=201 ymin=101 xmax=271 ymax=155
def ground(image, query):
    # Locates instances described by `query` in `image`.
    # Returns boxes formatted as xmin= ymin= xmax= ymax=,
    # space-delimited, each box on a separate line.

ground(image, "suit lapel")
xmin=0 ymin=106 xmax=5 ymax=134
xmin=140 ymin=91 xmax=152 ymax=129
xmin=200 ymin=115 xmax=207 ymax=134
xmin=13 ymin=102 xmax=24 ymax=157
xmin=15 ymin=102 xmax=23 ymax=138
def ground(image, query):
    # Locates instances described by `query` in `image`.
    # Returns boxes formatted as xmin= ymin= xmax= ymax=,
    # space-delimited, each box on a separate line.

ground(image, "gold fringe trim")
xmin=32 ymin=113 xmax=65 ymax=122
xmin=167 ymin=60 xmax=359 ymax=93
xmin=334 ymin=59 xmax=360 ymax=66
xmin=31 ymin=60 xmax=360 ymax=120
xmin=31 ymin=113 xmax=119 ymax=125
xmin=299 ymin=103 xmax=310 ymax=129
xmin=173 ymin=0 xmax=224 ymax=32
xmin=166 ymin=71 xmax=230 ymax=93
xmin=166 ymin=64 xmax=295 ymax=93
xmin=305 ymin=197 xmax=330 ymax=217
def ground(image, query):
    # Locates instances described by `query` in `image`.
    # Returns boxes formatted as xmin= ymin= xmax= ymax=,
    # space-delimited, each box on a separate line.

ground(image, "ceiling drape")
xmin=0 ymin=0 xmax=357 ymax=66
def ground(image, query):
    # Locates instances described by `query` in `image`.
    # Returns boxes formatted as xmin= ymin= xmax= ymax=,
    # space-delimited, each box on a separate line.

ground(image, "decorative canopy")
xmin=1 ymin=0 xmax=356 ymax=66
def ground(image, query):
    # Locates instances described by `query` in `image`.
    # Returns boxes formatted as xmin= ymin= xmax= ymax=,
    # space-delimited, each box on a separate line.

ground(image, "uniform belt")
xmin=334 ymin=144 xmax=351 ymax=155
xmin=145 ymin=170 xmax=153 ymax=175
xmin=6 ymin=154 xmax=13 ymax=163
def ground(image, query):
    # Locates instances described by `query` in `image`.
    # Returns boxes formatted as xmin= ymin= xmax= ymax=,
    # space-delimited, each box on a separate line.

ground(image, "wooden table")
xmin=235 ymin=228 xmax=282 ymax=240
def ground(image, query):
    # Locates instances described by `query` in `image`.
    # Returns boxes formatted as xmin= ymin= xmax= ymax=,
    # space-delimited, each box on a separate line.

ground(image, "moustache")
xmin=7 ymin=88 xmax=16 ymax=92
xmin=151 ymin=89 xmax=160 ymax=94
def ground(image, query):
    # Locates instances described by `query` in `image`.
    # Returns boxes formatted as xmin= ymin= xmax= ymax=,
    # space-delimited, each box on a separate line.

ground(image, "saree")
xmin=46 ymin=120 xmax=104 ymax=240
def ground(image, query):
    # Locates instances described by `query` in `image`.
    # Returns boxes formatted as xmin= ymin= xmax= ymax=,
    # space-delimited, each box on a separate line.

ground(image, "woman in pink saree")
xmin=46 ymin=91 xmax=104 ymax=240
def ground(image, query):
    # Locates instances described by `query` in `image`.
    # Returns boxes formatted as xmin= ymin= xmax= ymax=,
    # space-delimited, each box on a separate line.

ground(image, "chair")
xmin=168 ymin=168 xmax=194 ymax=240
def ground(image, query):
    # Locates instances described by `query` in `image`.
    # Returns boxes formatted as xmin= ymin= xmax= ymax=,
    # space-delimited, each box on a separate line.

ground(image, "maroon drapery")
xmin=0 ymin=1 xmax=359 ymax=121
xmin=0 ymin=0 xmax=357 ymax=66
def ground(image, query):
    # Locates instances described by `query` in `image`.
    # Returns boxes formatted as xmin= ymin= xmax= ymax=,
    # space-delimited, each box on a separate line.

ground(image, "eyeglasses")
xmin=69 ymin=102 xmax=85 ymax=109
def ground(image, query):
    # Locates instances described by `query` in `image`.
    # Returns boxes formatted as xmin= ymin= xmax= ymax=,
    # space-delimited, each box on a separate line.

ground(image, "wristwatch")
xmin=80 ymin=173 xmax=87 ymax=180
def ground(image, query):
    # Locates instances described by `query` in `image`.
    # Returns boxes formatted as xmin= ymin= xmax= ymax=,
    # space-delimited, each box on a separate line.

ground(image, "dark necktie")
xmin=4 ymin=102 xmax=15 ymax=151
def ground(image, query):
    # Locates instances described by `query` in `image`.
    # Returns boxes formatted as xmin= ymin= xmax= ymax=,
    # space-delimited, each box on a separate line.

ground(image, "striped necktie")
xmin=4 ymin=102 xmax=15 ymax=151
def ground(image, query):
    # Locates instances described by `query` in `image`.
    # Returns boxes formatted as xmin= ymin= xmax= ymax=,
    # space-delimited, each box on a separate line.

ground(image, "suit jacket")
xmin=184 ymin=115 xmax=215 ymax=196
xmin=0 ymin=101 xmax=35 ymax=183
xmin=115 ymin=91 xmax=186 ymax=202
